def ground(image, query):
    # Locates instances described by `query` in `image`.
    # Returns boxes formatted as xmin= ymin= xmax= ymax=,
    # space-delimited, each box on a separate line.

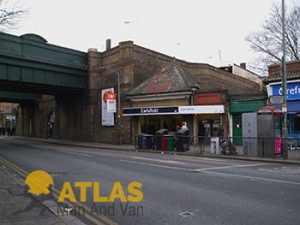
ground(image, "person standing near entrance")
xmin=198 ymin=121 xmax=206 ymax=143
xmin=176 ymin=123 xmax=181 ymax=132
xmin=217 ymin=127 xmax=225 ymax=138
xmin=181 ymin=122 xmax=188 ymax=130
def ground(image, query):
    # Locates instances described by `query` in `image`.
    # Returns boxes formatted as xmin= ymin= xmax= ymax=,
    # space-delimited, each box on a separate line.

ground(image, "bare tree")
xmin=246 ymin=3 xmax=300 ymax=74
xmin=0 ymin=0 xmax=26 ymax=31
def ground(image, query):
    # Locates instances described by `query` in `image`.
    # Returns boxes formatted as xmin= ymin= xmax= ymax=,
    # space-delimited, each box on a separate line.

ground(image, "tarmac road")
xmin=0 ymin=137 xmax=300 ymax=225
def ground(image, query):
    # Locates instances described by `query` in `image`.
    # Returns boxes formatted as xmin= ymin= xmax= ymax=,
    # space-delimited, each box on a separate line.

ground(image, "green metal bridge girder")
xmin=0 ymin=91 xmax=40 ymax=102
xmin=0 ymin=32 xmax=88 ymax=92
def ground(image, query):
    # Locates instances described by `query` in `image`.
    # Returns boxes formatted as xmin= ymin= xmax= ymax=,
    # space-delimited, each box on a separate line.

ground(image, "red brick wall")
xmin=268 ymin=60 xmax=300 ymax=76
xmin=194 ymin=93 xmax=222 ymax=105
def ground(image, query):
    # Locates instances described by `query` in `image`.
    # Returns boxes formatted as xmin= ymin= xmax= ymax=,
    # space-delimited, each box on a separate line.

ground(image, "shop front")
xmin=267 ymin=80 xmax=300 ymax=139
xmin=193 ymin=92 xmax=227 ymax=140
xmin=229 ymin=99 xmax=266 ymax=144
xmin=123 ymin=105 xmax=225 ymax=138
xmin=123 ymin=106 xmax=192 ymax=135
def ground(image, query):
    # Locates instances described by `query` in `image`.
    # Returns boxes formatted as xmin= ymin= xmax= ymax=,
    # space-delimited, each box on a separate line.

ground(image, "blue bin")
xmin=138 ymin=134 xmax=153 ymax=149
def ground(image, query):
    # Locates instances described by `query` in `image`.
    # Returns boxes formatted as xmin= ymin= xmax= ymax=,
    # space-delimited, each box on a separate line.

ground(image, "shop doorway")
xmin=232 ymin=113 xmax=242 ymax=145
xmin=197 ymin=114 xmax=222 ymax=137
xmin=139 ymin=115 xmax=186 ymax=134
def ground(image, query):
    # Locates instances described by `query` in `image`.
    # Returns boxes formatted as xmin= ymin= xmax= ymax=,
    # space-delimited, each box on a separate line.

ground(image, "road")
xmin=0 ymin=137 xmax=300 ymax=225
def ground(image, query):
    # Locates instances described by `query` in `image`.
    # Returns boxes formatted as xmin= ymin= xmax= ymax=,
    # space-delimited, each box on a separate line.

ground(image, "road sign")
xmin=269 ymin=95 xmax=283 ymax=104
xmin=282 ymin=103 xmax=287 ymax=113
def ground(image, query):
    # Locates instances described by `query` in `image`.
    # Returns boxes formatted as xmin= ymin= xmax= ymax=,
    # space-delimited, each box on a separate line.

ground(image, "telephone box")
xmin=257 ymin=105 xmax=282 ymax=157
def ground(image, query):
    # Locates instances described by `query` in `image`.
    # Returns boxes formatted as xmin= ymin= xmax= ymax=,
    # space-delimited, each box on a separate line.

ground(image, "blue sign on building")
xmin=272 ymin=82 xmax=300 ymax=100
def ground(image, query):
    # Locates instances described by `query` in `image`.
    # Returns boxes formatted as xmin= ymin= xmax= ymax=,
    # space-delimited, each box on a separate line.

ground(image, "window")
xmin=294 ymin=114 xmax=300 ymax=132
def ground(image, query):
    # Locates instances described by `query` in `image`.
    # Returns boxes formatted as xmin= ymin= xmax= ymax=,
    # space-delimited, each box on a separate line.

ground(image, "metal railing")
xmin=135 ymin=134 xmax=300 ymax=160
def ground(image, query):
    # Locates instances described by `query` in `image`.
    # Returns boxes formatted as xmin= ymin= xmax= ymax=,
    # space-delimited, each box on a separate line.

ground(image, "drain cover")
xmin=179 ymin=212 xmax=194 ymax=217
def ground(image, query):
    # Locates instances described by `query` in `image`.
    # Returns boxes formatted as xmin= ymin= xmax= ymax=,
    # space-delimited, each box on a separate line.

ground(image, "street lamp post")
xmin=117 ymin=72 xmax=122 ymax=144
xmin=282 ymin=0 xmax=288 ymax=159
xmin=117 ymin=72 xmax=121 ymax=119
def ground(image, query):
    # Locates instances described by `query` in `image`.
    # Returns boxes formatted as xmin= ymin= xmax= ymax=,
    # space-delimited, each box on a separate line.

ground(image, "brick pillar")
xmin=86 ymin=42 xmax=136 ymax=144
xmin=87 ymin=48 xmax=102 ymax=142
xmin=118 ymin=41 xmax=135 ymax=144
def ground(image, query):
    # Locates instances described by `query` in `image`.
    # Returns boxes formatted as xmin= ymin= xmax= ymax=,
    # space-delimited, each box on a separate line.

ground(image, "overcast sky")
xmin=9 ymin=0 xmax=297 ymax=70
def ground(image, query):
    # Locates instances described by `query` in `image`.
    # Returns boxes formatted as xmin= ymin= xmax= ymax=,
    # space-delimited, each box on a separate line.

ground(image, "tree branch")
xmin=0 ymin=0 xmax=27 ymax=30
xmin=245 ymin=3 xmax=300 ymax=72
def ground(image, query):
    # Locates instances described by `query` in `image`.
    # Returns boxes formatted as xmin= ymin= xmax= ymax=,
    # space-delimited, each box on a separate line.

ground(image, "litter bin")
xmin=161 ymin=135 xmax=175 ymax=151
xmin=154 ymin=129 xmax=168 ymax=150
xmin=210 ymin=137 xmax=220 ymax=154
xmin=162 ymin=135 xmax=168 ymax=151
xmin=138 ymin=134 xmax=153 ymax=149
xmin=167 ymin=135 xmax=175 ymax=151
xmin=176 ymin=129 xmax=190 ymax=152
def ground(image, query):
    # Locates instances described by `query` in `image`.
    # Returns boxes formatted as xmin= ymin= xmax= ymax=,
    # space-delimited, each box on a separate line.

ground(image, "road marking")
xmin=131 ymin=156 xmax=186 ymax=165
xmin=121 ymin=160 xmax=267 ymax=172
xmin=258 ymin=168 xmax=300 ymax=174
xmin=203 ymin=170 xmax=300 ymax=186
xmin=179 ymin=211 xmax=194 ymax=217
xmin=173 ymin=157 xmax=238 ymax=165
xmin=52 ymin=148 xmax=95 ymax=157
xmin=197 ymin=157 xmax=225 ymax=162
xmin=131 ymin=156 xmax=235 ymax=166
xmin=189 ymin=163 xmax=267 ymax=172
xmin=70 ymin=152 xmax=93 ymax=157
xmin=120 ymin=159 xmax=188 ymax=171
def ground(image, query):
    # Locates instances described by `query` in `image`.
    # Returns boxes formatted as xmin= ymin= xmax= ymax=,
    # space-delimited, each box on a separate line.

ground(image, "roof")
xmin=128 ymin=62 xmax=212 ymax=96
xmin=264 ymin=71 xmax=300 ymax=83
xmin=128 ymin=61 xmax=263 ymax=97
xmin=190 ymin=71 xmax=263 ymax=95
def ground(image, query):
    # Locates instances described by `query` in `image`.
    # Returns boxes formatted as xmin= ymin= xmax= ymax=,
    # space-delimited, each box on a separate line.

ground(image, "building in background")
xmin=4 ymin=33 xmax=265 ymax=144
xmin=0 ymin=103 xmax=18 ymax=135
xmin=87 ymin=40 xmax=265 ymax=144
xmin=217 ymin=62 xmax=263 ymax=89
xmin=265 ymin=60 xmax=300 ymax=139
xmin=229 ymin=94 xmax=267 ymax=145
xmin=120 ymin=57 xmax=264 ymax=143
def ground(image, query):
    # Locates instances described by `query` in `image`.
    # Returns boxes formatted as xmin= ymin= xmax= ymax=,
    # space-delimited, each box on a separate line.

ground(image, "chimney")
xmin=240 ymin=63 xmax=246 ymax=69
xmin=106 ymin=39 xmax=111 ymax=50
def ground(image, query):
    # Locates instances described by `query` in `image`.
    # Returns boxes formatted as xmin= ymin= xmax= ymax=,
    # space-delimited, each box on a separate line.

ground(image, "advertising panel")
xmin=101 ymin=88 xmax=115 ymax=126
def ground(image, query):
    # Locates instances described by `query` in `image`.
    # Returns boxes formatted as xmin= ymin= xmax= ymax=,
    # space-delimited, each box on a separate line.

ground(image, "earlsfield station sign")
xmin=122 ymin=105 xmax=224 ymax=116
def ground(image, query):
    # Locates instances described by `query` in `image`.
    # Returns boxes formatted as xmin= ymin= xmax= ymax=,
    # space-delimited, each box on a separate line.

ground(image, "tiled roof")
xmin=128 ymin=62 xmax=263 ymax=97
xmin=264 ymin=71 xmax=300 ymax=83
xmin=128 ymin=62 xmax=209 ymax=95
xmin=191 ymin=73 xmax=262 ymax=95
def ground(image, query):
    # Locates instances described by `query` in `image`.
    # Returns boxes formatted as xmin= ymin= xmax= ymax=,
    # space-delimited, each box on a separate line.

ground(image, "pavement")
xmin=11 ymin=136 xmax=136 ymax=152
xmin=6 ymin=136 xmax=300 ymax=165
xmin=0 ymin=157 xmax=86 ymax=225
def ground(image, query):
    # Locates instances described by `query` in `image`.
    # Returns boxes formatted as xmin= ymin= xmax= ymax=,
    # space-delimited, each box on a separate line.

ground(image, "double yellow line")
xmin=0 ymin=156 xmax=118 ymax=225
